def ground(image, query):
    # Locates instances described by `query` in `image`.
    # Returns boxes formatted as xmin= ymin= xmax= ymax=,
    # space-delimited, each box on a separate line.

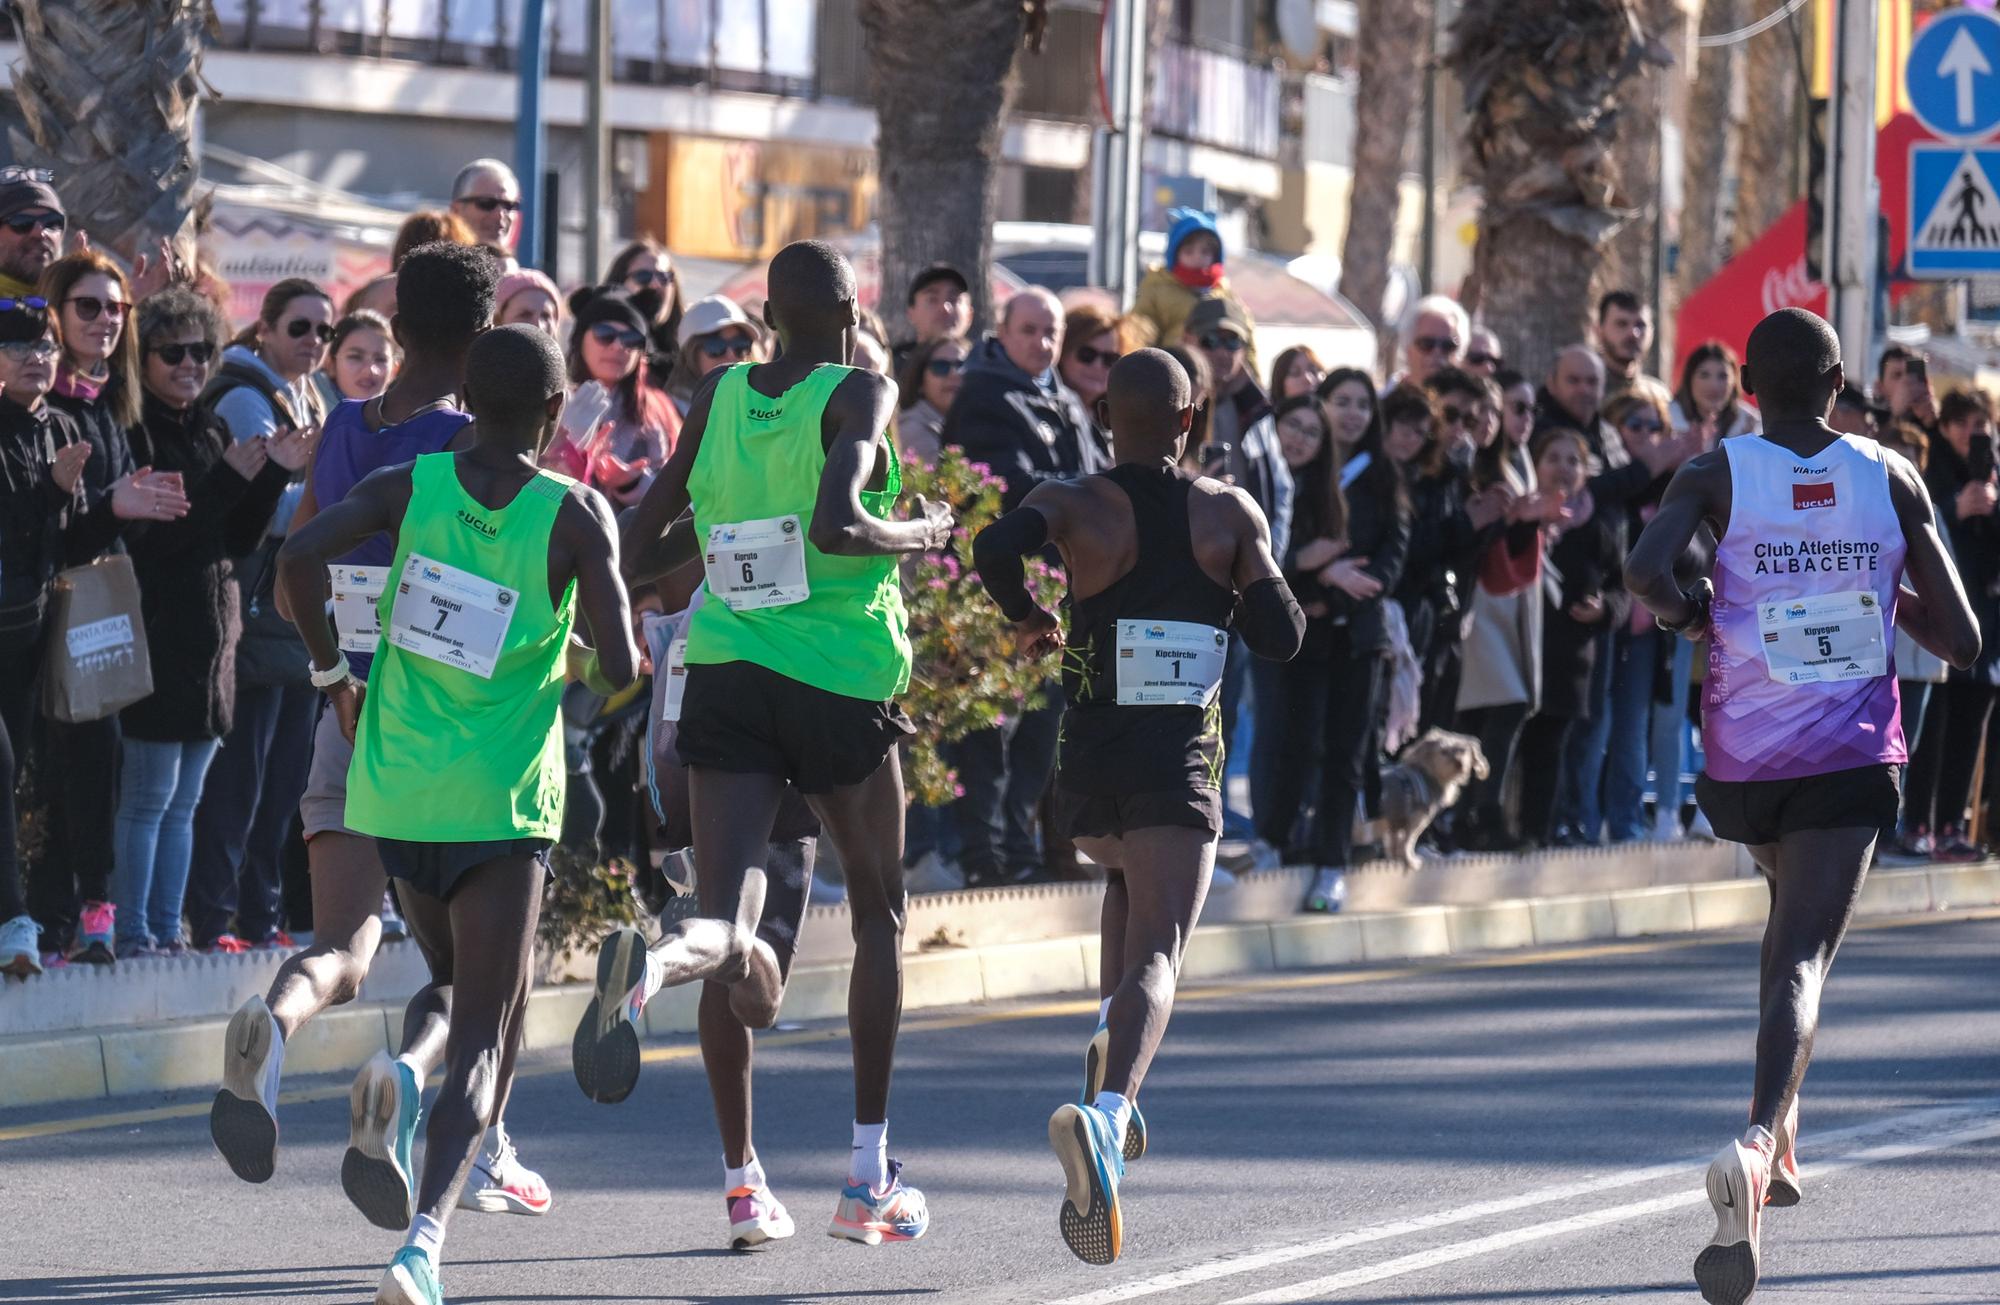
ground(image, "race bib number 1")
xmin=704 ymin=515 xmax=809 ymax=612
xmin=385 ymin=553 xmax=516 ymax=679
xmin=1757 ymin=589 xmax=1888 ymax=686
xmin=661 ymin=638 xmax=688 ymax=722
xmin=329 ymin=565 xmax=384 ymax=655
xmin=1114 ymin=620 xmax=1228 ymax=706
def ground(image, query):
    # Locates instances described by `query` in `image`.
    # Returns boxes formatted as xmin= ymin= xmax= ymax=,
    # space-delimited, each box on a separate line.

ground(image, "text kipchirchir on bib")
xmin=1114 ymin=619 xmax=1228 ymax=706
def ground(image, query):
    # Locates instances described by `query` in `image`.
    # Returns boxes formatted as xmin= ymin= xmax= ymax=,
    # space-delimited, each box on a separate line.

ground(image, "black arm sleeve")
xmin=1236 ymin=575 xmax=1305 ymax=662
xmin=971 ymin=505 xmax=1051 ymax=622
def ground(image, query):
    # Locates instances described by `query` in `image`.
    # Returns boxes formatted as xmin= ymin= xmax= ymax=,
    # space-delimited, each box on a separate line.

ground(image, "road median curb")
xmin=7 ymin=864 xmax=1998 ymax=1111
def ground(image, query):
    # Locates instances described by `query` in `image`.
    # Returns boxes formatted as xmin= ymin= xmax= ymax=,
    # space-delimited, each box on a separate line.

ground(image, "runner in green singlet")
xmin=276 ymin=325 xmax=637 ymax=1305
xmin=580 ymin=239 xmax=952 ymax=1246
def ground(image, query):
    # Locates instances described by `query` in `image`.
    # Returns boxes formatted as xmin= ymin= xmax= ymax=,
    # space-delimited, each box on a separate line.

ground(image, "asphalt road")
xmin=5 ymin=911 xmax=2000 ymax=1305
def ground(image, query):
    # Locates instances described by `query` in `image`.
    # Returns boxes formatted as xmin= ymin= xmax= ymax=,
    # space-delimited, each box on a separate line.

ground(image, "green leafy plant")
xmin=537 ymin=846 xmax=640 ymax=957
xmin=899 ymin=448 xmax=1067 ymax=807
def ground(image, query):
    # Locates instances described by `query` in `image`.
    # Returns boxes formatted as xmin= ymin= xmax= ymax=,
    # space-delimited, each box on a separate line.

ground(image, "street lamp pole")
xmin=1824 ymin=0 xmax=1878 ymax=364
xmin=514 ymin=0 xmax=549 ymax=271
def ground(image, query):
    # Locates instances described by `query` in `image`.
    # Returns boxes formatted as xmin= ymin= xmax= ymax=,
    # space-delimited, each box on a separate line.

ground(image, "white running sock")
xmin=1094 ymin=1090 xmax=1132 ymax=1149
xmin=725 ymin=1154 xmax=767 ymax=1194
xmin=1097 ymin=997 xmax=1113 ymax=1027
xmin=392 ymin=1052 xmax=425 ymax=1093
xmin=851 ymin=1120 xmax=889 ymax=1191
xmin=405 ymin=1213 xmax=444 ymax=1260
xmin=641 ymin=951 xmax=666 ymax=1006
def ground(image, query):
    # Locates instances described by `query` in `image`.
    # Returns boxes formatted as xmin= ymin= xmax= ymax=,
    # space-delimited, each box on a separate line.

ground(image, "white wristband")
xmin=309 ymin=653 xmax=352 ymax=689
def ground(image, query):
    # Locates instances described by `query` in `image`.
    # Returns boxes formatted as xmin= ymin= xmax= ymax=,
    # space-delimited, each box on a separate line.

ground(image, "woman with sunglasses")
xmin=665 ymin=294 xmax=766 ymax=417
xmin=555 ymin=288 xmax=679 ymax=509
xmin=894 ymin=334 xmax=969 ymax=467
xmin=605 ymin=238 xmax=683 ymax=375
xmin=112 ymin=287 xmax=305 ymax=961
xmin=0 ymin=297 xmax=189 ymax=977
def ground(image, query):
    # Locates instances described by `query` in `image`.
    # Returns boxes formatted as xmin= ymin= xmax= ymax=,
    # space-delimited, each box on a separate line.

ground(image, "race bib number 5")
xmin=1115 ymin=620 xmax=1228 ymax=706
xmin=704 ymin=514 xmax=809 ymax=611
xmin=385 ymin=553 xmax=517 ymax=679
xmin=1757 ymin=589 xmax=1887 ymax=686
xmin=329 ymin=565 xmax=385 ymax=655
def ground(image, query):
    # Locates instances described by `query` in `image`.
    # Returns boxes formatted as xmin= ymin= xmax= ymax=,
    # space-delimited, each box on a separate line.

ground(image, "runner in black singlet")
xmin=974 ymin=349 xmax=1304 ymax=1265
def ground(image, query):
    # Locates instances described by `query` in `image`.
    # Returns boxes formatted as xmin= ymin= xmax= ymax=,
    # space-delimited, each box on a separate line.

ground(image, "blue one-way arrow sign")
xmin=1909 ymin=8 xmax=2000 ymax=140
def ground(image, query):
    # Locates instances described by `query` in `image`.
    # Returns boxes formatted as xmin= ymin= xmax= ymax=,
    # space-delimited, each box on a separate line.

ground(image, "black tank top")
xmin=1059 ymin=463 xmax=1239 ymax=796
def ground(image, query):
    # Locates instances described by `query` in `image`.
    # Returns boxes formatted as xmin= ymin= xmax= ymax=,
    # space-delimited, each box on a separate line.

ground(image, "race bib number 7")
xmin=385 ymin=553 xmax=517 ymax=679
xmin=704 ymin=514 xmax=809 ymax=612
xmin=1757 ymin=589 xmax=1887 ymax=686
xmin=1115 ymin=620 xmax=1228 ymax=706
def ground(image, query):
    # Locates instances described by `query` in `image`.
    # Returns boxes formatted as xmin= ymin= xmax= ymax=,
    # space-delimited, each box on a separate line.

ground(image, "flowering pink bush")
xmin=900 ymin=448 xmax=1067 ymax=806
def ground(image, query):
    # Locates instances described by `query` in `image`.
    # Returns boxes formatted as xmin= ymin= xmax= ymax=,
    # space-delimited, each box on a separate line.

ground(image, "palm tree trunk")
xmin=862 ymin=0 xmax=1036 ymax=340
xmin=1340 ymin=0 xmax=1431 ymax=364
xmin=1448 ymin=0 xmax=1664 ymax=381
xmin=9 ymin=1 xmax=215 ymax=262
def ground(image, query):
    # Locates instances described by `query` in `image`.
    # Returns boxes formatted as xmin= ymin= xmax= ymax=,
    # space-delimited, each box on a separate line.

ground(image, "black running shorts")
xmin=1695 ymin=763 xmax=1902 ymax=849
xmin=376 ymin=837 xmax=553 ymax=901
xmin=674 ymin=660 xmax=914 ymax=794
xmin=1059 ymin=786 xmax=1224 ymax=841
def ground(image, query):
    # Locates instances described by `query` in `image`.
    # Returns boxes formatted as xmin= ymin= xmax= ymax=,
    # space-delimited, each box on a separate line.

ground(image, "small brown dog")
xmin=1362 ymin=728 xmax=1490 ymax=870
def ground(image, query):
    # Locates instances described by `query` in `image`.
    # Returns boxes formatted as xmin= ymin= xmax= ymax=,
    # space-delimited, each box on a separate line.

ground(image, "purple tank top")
xmin=311 ymin=398 xmax=471 ymax=674
xmin=1704 ymin=432 xmax=1906 ymax=783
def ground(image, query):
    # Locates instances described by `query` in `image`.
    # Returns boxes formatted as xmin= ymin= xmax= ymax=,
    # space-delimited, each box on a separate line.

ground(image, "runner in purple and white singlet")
xmin=1628 ymin=308 xmax=1979 ymax=1305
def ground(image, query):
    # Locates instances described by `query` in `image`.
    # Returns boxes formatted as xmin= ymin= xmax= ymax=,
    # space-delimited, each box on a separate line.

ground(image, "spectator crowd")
xmin=1 ymin=172 xmax=1995 ymax=981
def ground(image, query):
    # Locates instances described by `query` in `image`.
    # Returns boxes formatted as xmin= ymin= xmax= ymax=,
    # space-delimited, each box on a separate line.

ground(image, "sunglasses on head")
xmin=0 ymin=337 xmax=58 ymax=362
xmin=1198 ymin=332 xmax=1245 ymax=353
xmin=285 ymin=318 xmax=334 ymax=342
xmin=149 ymin=341 xmax=215 ymax=366
xmin=589 ymin=321 xmax=647 ymax=350
xmin=1073 ymin=344 xmax=1121 ymax=367
xmin=1465 ymin=351 xmax=1502 ymax=368
xmin=65 ymin=295 xmax=127 ymax=323
xmin=626 ymin=267 xmax=668 ymax=288
xmin=3 ymin=210 xmax=64 ymax=236
xmin=1413 ymin=335 xmax=1459 ymax=356
xmin=459 ymin=196 xmax=520 ymax=214
xmin=925 ymin=357 xmax=965 ymax=378
xmin=699 ymin=333 xmax=754 ymax=359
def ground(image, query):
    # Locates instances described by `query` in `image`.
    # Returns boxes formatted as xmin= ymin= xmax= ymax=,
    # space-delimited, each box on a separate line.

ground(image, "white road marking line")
xmin=1224 ymin=1111 xmax=2000 ymax=1304
xmin=1042 ymin=1097 xmax=2000 ymax=1305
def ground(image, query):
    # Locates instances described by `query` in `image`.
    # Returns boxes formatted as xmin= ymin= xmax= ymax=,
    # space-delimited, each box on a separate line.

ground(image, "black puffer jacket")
xmin=0 ymin=399 xmax=82 ymax=650
xmin=119 ymin=393 xmax=291 ymax=741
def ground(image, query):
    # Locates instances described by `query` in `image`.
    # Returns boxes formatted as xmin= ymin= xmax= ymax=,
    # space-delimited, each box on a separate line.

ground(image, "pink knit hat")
xmin=496 ymin=267 xmax=562 ymax=318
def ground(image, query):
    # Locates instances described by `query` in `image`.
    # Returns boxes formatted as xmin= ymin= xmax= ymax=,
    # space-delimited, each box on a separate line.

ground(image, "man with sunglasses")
xmin=0 ymin=168 xmax=64 ymax=300
xmin=1397 ymin=294 xmax=1470 ymax=390
xmin=1463 ymin=326 xmax=1505 ymax=377
xmin=449 ymin=159 xmax=522 ymax=248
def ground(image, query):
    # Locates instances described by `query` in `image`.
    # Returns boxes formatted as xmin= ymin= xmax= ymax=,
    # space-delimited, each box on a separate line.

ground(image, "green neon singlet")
xmin=685 ymin=363 xmax=910 ymax=700
xmin=345 ymin=453 xmax=577 ymax=842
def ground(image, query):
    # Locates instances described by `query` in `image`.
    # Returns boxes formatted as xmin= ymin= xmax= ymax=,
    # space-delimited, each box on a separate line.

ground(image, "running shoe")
xmin=205 ymin=933 xmax=252 ymax=955
xmin=827 ymin=1159 xmax=929 ymax=1244
xmin=1935 ymin=825 xmax=1984 ymax=862
xmin=1081 ymin=1022 xmax=1148 ymax=1163
xmin=1302 ymin=867 xmax=1347 ymax=914
xmin=256 ymin=930 xmax=298 ymax=951
xmin=344 ymin=1051 xmax=421 ymax=1231
xmin=0 ymin=913 xmax=43 ymax=978
xmin=1769 ymin=1096 xmax=1802 ymax=1208
xmin=374 ymin=1245 xmax=441 ymax=1305
xmin=73 ymin=901 xmax=115 ymax=965
xmin=380 ymin=890 xmax=408 ymax=942
xmin=459 ymin=1122 xmax=552 ymax=1215
xmin=1694 ymin=1126 xmax=1774 ymax=1305
xmin=211 ymin=996 xmax=284 ymax=1182
xmin=1245 ymin=839 xmax=1285 ymax=874
xmin=572 ymin=925 xmax=648 ymax=1104
xmin=1049 ymin=1102 xmax=1124 ymax=1265
xmin=728 ymin=1184 xmax=797 ymax=1250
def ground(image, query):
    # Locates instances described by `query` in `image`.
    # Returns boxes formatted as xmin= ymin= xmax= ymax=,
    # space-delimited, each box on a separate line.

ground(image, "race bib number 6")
xmin=704 ymin=514 xmax=809 ymax=612
xmin=1757 ymin=589 xmax=1887 ymax=686
xmin=1115 ymin=620 xmax=1228 ymax=706
xmin=385 ymin=553 xmax=517 ymax=679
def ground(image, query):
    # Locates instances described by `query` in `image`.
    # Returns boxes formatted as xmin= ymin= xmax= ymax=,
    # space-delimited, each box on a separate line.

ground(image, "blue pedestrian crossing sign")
xmin=1908 ymin=8 xmax=2000 ymax=141
xmin=1909 ymin=145 xmax=2000 ymax=276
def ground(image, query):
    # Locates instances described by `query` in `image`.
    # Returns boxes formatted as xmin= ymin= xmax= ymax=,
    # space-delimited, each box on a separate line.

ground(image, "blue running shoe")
xmin=343 ymin=1052 xmax=420 ymax=1231
xmin=374 ymin=1244 xmax=441 ymax=1305
xmin=827 ymin=1158 xmax=930 ymax=1244
xmin=1083 ymin=1021 xmax=1148 ymax=1162
xmin=1049 ymin=1102 xmax=1124 ymax=1265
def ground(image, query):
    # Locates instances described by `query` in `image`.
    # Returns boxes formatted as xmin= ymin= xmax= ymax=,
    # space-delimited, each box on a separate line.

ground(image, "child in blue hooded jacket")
xmin=1132 ymin=208 xmax=1258 ymax=371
